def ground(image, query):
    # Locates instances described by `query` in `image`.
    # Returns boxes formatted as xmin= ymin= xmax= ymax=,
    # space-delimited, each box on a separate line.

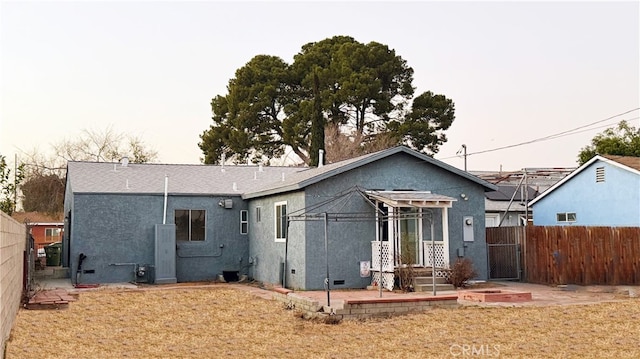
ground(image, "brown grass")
xmin=6 ymin=286 xmax=640 ymax=358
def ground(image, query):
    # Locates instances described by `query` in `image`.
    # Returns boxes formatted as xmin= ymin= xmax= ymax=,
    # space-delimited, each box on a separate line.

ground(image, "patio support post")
xmin=442 ymin=207 xmax=450 ymax=268
xmin=431 ymin=219 xmax=436 ymax=296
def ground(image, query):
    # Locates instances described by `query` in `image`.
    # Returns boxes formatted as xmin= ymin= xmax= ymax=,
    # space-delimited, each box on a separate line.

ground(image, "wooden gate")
xmin=486 ymin=227 xmax=524 ymax=280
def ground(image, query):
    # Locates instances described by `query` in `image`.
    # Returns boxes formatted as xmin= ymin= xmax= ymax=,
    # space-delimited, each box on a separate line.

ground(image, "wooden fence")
xmin=486 ymin=226 xmax=640 ymax=285
xmin=524 ymin=226 xmax=640 ymax=285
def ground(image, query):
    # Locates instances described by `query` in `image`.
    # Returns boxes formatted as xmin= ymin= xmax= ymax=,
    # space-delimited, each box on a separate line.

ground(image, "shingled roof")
xmin=601 ymin=154 xmax=640 ymax=171
xmin=66 ymin=162 xmax=303 ymax=195
xmin=66 ymin=146 xmax=499 ymax=198
xmin=243 ymin=146 xmax=498 ymax=199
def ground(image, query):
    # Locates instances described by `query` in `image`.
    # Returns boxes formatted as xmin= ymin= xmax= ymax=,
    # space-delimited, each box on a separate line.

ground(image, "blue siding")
xmin=532 ymin=160 xmax=640 ymax=226
xmin=248 ymin=192 xmax=306 ymax=288
xmin=68 ymin=193 xmax=249 ymax=284
xmin=250 ymin=152 xmax=490 ymax=290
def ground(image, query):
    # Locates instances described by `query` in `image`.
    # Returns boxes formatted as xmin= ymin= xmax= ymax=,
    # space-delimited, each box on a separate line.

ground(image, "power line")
xmin=438 ymin=108 xmax=639 ymax=160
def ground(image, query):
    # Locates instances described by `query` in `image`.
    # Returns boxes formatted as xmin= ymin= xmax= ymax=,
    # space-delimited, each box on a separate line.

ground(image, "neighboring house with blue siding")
xmin=529 ymin=155 xmax=640 ymax=226
xmin=63 ymin=146 xmax=497 ymax=290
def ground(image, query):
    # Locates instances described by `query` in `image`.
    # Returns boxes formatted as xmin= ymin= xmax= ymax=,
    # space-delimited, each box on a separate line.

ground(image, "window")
xmin=556 ymin=212 xmax=577 ymax=223
xmin=240 ymin=210 xmax=248 ymax=235
xmin=256 ymin=206 xmax=262 ymax=223
xmin=275 ymin=201 xmax=287 ymax=242
xmin=175 ymin=210 xmax=206 ymax=241
xmin=485 ymin=214 xmax=500 ymax=228
xmin=596 ymin=167 xmax=605 ymax=183
xmin=45 ymin=228 xmax=62 ymax=242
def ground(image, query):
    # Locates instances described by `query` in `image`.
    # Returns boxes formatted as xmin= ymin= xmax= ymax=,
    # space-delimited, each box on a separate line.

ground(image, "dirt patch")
xmin=6 ymin=285 xmax=640 ymax=358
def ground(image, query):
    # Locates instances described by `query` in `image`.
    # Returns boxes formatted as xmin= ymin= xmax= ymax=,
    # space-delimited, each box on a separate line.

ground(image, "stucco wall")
xmin=532 ymin=161 xmax=640 ymax=226
xmin=302 ymin=153 xmax=489 ymax=289
xmin=68 ymin=193 xmax=249 ymax=284
xmin=250 ymin=153 xmax=490 ymax=290
xmin=1 ymin=212 xmax=26 ymax=357
xmin=248 ymin=192 xmax=305 ymax=288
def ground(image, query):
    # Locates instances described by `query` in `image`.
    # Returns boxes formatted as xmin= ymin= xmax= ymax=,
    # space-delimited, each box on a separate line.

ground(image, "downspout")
xmin=282 ymin=217 xmax=290 ymax=288
xmin=163 ymin=175 xmax=168 ymax=224
xmin=324 ymin=212 xmax=330 ymax=307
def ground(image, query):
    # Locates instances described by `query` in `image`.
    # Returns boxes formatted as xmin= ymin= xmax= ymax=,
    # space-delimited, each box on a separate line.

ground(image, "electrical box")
xmin=219 ymin=199 xmax=233 ymax=209
xmin=463 ymin=216 xmax=474 ymax=242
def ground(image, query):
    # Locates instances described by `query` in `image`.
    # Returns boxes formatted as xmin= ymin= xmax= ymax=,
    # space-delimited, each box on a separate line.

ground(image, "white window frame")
xmin=556 ymin=212 xmax=577 ymax=223
xmin=274 ymin=201 xmax=287 ymax=242
xmin=485 ymin=214 xmax=500 ymax=228
xmin=44 ymin=228 xmax=62 ymax=243
xmin=240 ymin=210 xmax=248 ymax=235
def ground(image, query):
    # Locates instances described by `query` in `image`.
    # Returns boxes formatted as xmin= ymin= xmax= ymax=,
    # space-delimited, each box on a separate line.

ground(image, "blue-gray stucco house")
xmin=529 ymin=154 xmax=640 ymax=226
xmin=62 ymin=146 xmax=498 ymax=290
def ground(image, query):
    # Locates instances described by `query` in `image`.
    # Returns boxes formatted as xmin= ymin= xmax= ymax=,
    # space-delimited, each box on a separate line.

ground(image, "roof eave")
xmin=241 ymin=184 xmax=303 ymax=200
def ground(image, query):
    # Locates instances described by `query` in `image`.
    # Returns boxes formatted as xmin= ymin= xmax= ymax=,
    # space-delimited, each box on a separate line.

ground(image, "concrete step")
xmin=414 ymin=283 xmax=455 ymax=292
xmin=414 ymin=276 xmax=449 ymax=285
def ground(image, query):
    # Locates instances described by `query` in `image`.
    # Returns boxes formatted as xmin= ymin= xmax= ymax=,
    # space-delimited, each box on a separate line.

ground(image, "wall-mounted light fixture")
xmin=218 ymin=199 xmax=233 ymax=209
xmin=461 ymin=193 xmax=468 ymax=201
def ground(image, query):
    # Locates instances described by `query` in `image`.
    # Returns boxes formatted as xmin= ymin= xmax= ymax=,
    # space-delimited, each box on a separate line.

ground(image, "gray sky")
xmin=1 ymin=1 xmax=638 ymax=171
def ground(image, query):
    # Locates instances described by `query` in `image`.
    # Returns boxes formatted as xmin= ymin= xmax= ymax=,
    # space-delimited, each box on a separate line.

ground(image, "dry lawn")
xmin=6 ymin=286 xmax=640 ymax=359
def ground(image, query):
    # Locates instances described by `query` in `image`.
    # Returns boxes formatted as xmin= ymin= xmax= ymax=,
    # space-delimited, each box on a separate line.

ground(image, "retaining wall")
xmin=272 ymin=288 xmax=459 ymax=321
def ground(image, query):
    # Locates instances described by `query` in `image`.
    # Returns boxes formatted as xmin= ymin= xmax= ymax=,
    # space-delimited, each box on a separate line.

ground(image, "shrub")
xmin=447 ymin=258 xmax=477 ymax=288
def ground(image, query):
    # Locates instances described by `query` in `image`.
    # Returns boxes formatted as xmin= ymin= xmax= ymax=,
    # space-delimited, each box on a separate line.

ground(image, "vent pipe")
xmin=163 ymin=175 xmax=168 ymax=224
xmin=121 ymin=157 xmax=129 ymax=167
xmin=259 ymin=164 xmax=263 ymax=172
xmin=318 ymin=149 xmax=324 ymax=168
xmin=221 ymin=154 xmax=225 ymax=172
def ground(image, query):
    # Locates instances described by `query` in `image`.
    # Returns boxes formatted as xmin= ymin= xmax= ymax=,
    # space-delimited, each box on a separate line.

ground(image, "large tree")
xmin=578 ymin=120 xmax=640 ymax=165
xmin=200 ymin=36 xmax=455 ymax=165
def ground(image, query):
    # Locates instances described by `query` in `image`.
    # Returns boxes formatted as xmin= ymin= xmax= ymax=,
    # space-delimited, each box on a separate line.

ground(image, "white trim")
xmin=274 ymin=201 xmax=287 ymax=243
xmin=442 ymin=207 xmax=450 ymax=269
xmin=240 ymin=210 xmax=248 ymax=235
xmin=485 ymin=213 xmax=500 ymax=227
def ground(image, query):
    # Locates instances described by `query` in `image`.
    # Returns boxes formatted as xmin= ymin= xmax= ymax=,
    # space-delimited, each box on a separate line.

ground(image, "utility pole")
xmin=457 ymin=144 xmax=467 ymax=171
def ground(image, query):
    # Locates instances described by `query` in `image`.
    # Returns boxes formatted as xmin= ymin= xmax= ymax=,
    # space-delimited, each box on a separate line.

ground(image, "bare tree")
xmin=17 ymin=126 xmax=158 ymax=214
xmin=324 ymin=123 xmax=398 ymax=163
xmin=52 ymin=126 xmax=157 ymax=163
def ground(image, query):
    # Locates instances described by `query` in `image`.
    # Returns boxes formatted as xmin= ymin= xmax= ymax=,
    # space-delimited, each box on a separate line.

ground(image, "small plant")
xmin=447 ymin=258 xmax=477 ymax=288
xmin=396 ymin=235 xmax=417 ymax=292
